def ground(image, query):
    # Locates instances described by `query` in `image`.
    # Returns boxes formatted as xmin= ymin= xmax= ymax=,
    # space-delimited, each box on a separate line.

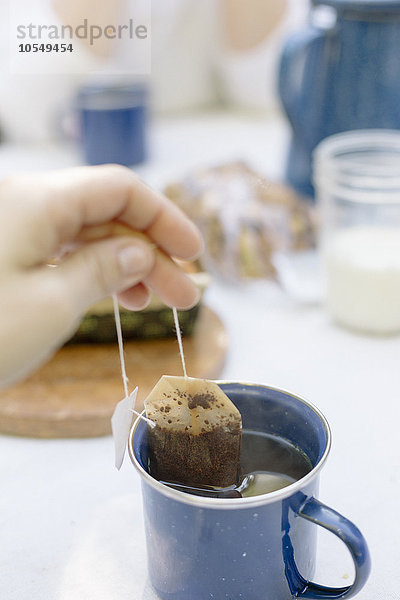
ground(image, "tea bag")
xmin=145 ymin=376 xmax=242 ymax=488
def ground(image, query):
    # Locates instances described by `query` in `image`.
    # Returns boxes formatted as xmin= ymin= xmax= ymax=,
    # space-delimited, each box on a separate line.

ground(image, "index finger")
xmin=47 ymin=165 xmax=204 ymax=260
xmin=2 ymin=165 xmax=203 ymax=267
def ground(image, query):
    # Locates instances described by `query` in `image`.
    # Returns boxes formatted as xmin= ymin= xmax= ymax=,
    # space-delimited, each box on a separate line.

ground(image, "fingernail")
xmin=190 ymin=285 xmax=201 ymax=307
xmin=117 ymin=245 xmax=152 ymax=277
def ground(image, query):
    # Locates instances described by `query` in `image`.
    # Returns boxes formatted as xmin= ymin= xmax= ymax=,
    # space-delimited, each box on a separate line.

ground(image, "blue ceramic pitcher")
xmin=279 ymin=0 xmax=400 ymax=198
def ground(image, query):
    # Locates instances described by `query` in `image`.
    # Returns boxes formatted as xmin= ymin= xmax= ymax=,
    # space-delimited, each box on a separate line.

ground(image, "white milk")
xmin=325 ymin=226 xmax=400 ymax=334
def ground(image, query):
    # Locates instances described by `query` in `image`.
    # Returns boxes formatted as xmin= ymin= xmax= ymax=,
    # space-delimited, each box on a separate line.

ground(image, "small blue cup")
xmin=77 ymin=83 xmax=148 ymax=167
xmin=129 ymin=382 xmax=370 ymax=600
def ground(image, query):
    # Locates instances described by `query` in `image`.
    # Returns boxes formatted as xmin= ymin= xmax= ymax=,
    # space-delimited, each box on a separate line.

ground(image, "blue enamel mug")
xmin=128 ymin=382 xmax=370 ymax=599
xmin=279 ymin=0 xmax=400 ymax=198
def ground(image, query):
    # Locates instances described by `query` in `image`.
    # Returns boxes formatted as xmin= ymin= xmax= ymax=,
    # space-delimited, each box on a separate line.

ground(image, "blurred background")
xmin=0 ymin=0 xmax=314 ymax=297
xmin=0 ymin=0 xmax=307 ymax=142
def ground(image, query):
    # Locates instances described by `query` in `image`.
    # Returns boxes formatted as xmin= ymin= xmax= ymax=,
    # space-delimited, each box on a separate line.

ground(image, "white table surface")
xmin=1 ymin=111 xmax=399 ymax=600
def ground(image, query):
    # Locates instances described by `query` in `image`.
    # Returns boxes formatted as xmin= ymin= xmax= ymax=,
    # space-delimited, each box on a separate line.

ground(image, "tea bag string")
xmin=173 ymin=307 xmax=188 ymax=379
xmin=112 ymin=294 xmax=155 ymax=427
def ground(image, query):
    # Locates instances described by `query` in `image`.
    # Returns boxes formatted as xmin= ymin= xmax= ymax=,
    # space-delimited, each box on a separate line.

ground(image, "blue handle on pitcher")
xmin=278 ymin=26 xmax=326 ymax=139
xmin=297 ymin=498 xmax=371 ymax=599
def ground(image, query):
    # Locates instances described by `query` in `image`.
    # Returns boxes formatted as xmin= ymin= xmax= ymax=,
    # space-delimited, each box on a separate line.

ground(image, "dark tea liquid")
xmin=152 ymin=430 xmax=313 ymax=498
xmin=239 ymin=430 xmax=313 ymax=497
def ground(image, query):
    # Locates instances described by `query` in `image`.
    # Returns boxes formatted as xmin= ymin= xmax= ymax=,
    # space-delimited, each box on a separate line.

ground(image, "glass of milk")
xmin=313 ymin=130 xmax=400 ymax=334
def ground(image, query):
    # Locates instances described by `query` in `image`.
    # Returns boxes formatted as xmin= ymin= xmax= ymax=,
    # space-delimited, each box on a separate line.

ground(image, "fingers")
xmin=53 ymin=236 xmax=199 ymax=314
xmin=0 ymin=235 xmax=199 ymax=387
xmin=116 ymin=174 xmax=204 ymax=260
xmin=142 ymin=250 xmax=201 ymax=309
xmin=54 ymin=236 xmax=156 ymax=312
xmin=117 ymin=283 xmax=151 ymax=311
xmin=1 ymin=165 xmax=203 ymax=266
xmin=0 ymin=164 xmax=204 ymax=347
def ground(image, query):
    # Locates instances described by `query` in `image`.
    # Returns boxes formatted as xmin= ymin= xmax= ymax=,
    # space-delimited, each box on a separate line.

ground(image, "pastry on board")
xmin=165 ymin=162 xmax=316 ymax=281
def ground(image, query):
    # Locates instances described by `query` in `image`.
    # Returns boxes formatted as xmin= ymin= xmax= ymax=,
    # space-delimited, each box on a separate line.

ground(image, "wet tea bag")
xmin=145 ymin=375 xmax=242 ymax=488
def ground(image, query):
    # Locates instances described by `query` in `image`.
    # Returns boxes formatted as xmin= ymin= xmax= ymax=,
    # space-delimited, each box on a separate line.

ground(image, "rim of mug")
xmin=313 ymin=129 xmax=400 ymax=203
xmin=76 ymin=84 xmax=148 ymax=111
xmin=127 ymin=382 xmax=331 ymax=509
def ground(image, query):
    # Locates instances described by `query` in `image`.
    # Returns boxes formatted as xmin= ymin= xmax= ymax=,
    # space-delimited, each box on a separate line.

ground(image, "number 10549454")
xmin=18 ymin=43 xmax=73 ymax=53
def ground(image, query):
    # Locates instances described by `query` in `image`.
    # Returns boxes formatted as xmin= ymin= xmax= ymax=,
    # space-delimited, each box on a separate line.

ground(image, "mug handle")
xmin=298 ymin=498 xmax=371 ymax=599
xmin=278 ymin=25 xmax=326 ymax=137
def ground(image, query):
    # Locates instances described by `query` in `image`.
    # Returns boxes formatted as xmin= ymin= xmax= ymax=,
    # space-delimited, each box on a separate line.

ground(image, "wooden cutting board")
xmin=0 ymin=306 xmax=227 ymax=438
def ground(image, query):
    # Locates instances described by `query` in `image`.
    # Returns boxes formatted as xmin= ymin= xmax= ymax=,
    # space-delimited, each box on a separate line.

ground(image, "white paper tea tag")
xmin=111 ymin=387 xmax=138 ymax=470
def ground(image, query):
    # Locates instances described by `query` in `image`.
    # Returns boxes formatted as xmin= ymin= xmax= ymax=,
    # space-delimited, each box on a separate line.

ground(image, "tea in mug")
xmin=239 ymin=430 xmax=313 ymax=497
xmin=149 ymin=429 xmax=313 ymax=498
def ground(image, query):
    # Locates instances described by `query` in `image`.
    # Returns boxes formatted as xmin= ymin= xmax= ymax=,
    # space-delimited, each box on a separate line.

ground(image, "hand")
xmin=222 ymin=0 xmax=288 ymax=51
xmin=0 ymin=165 xmax=203 ymax=387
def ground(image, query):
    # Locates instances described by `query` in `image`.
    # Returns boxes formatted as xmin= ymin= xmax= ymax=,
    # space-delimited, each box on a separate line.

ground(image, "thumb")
xmin=0 ymin=238 xmax=155 ymax=388
xmin=55 ymin=237 xmax=155 ymax=313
